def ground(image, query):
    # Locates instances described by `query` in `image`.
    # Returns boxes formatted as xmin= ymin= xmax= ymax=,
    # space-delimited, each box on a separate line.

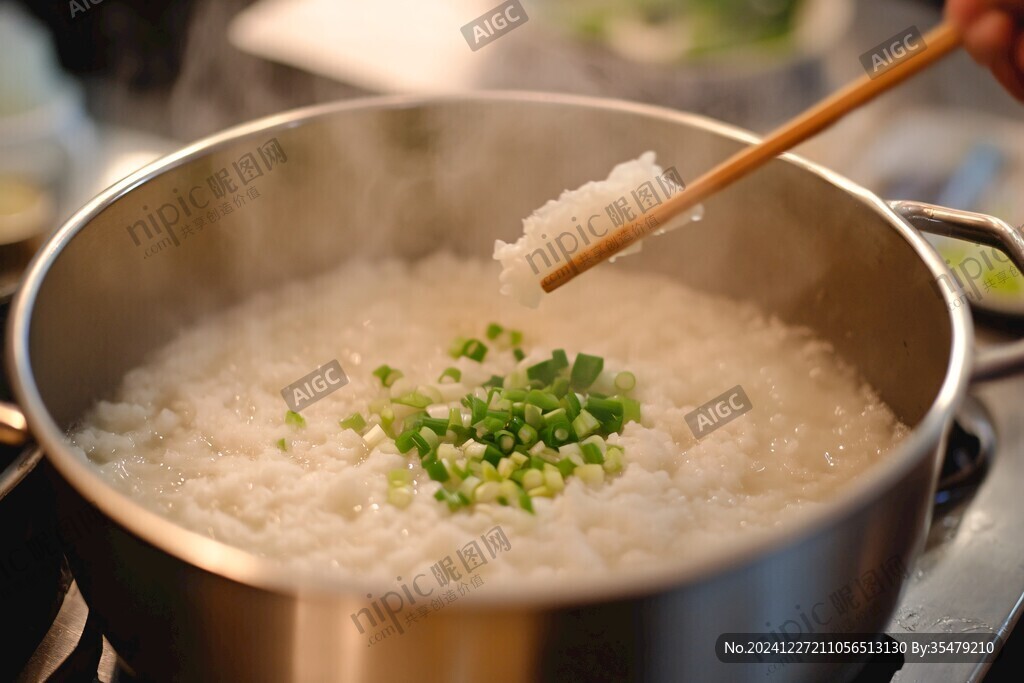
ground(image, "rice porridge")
xmin=68 ymin=252 xmax=907 ymax=584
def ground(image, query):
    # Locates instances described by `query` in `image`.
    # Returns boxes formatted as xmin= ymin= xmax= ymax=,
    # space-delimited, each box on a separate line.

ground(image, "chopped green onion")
xmin=503 ymin=388 xmax=527 ymax=402
xmin=494 ymin=403 xmax=512 ymax=421
xmin=614 ymin=371 xmax=636 ymax=392
xmin=339 ymin=413 xmax=366 ymax=432
xmin=450 ymin=461 xmax=470 ymax=480
xmin=409 ymin=431 xmax=432 ymax=456
xmin=603 ymin=446 xmax=625 ymax=474
xmin=562 ymin=391 xmax=582 ymax=420
xmin=388 ymin=486 xmax=414 ymax=508
xmin=461 ymin=339 xmax=488 ymax=362
xmin=417 ymin=385 xmax=442 ymax=404
xmin=522 ymin=469 xmax=544 ymax=491
xmin=450 ymin=425 xmax=472 ymax=445
xmin=464 ymin=440 xmax=487 ymax=459
xmin=418 ymin=427 xmax=439 ymax=449
xmin=448 ymin=337 xmax=467 ymax=359
xmin=542 ymin=407 xmax=571 ymax=428
xmin=555 ymin=458 xmax=576 ymax=478
xmin=394 ymin=392 xmax=432 ymax=408
xmin=465 ymin=395 xmax=488 ymax=424
xmin=589 ymin=370 xmax=619 ymax=396
xmin=433 ymin=488 xmax=469 ymax=511
xmin=395 ymin=429 xmax=418 ymax=454
xmin=517 ymin=423 xmax=539 ymax=447
xmin=419 ymin=417 xmax=449 ymax=435
xmin=442 ymin=413 xmax=462 ymax=436
xmin=581 ymin=442 xmax=605 ymax=465
xmin=423 ymin=457 xmax=449 ymax=482
xmin=458 ymin=475 xmax=482 ymax=499
xmin=576 ymin=463 xmax=605 ymax=486
xmin=518 ymin=489 xmax=535 ymax=513
xmin=585 ymin=396 xmax=624 ymax=422
xmin=367 ymin=334 xmax=635 ymax=514
xmin=498 ymin=480 xmax=520 ymax=504
xmin=558 ymin=442 xmax=582 ymax=458
xmin=571 ymin=409 xmax=600 ymax=440
xmin=524 ymin=403 xmax=544 ymax=428
xmin=380 ymin=407 xmax=396 ymax=435
xmin=619 ymin=396 xmax=641 ymax=425
xmin=497 ymin=457 xmax=516 ymax=479
xmin=542 ymin=426 xmax=571 ymax=447
xmin=474 ymin=415 xmax=506 ymax=437
xmin=388 ymin=469 xmax=413 ymax=487
xmin=539 ymin=448 xmax=561 ymax=464
xmin=526 ymin=360 xmax=558 ymax=385
xmin=438 ymin=367 xmax=462 ymax=383
xmin=475 ymin=481 xmax=500 ymax=503
xmin=437 ymin=443 xmax=460 ymax=461
xmin=402 ymin=411 xmax=427 ymax=433
xmin=482 ymin=445 xmax=504 ymax=467
xmin=372 ymin=364 xmax=404 ymax=387
xmin=485 ymin=387 xmax=502 ymax=407
xmin=602 ymin=414 xmax=624 ymax=434
xmin=495 ymin=430 xmax=516 ymax=453
xmin=285 ymin=410 xmax=306 ymax=428
xmin=571 ymin=353 xmax=604 ymax=390
xmin=544 ymin=466 xmax=565 ymax=492
xmin=479 ymin=460 xmax=501 ymax=482
xmin=525 ymin=389 xmax=560 ymax=411
xmin=362 ymin=424 xmax=388 ymax=449
xmin=275 ymin=438 xmax=287 ymax=452
xmin=508 ymin=417 xmax=526 ymax=436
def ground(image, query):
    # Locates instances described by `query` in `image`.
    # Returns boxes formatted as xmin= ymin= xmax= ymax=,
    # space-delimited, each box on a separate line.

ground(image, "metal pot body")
xmin=6 ymin=94 xmax=1014 ymax=682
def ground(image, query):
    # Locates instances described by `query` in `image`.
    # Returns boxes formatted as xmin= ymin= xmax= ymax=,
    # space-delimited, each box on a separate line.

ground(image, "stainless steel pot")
xmin=4 ymin=93 xmax=1024 ymax=683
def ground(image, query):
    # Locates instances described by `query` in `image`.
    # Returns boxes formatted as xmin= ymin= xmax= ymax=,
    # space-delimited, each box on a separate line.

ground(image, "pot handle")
xmin=0 ymin=401 xmax=40 ymax=502
xmin=889 ymin=200 xmax=1024 ymax=383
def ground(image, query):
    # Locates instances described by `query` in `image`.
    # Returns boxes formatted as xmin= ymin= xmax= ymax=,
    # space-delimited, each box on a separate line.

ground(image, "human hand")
xmin=947 ymin=0 xmax=1024 ymax=100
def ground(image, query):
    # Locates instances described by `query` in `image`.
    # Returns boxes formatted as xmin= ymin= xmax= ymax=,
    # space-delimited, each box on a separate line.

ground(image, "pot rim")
xmin=4 ymin=91 xmax=972 ymax=606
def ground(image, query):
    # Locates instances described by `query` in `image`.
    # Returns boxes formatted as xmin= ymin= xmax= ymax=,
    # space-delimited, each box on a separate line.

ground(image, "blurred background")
xmin=2 ymin=0 xmax=1022 ymax=303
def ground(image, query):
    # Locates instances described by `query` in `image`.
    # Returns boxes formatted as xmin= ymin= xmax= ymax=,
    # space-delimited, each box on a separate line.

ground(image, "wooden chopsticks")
xmin=541 ymin=21 xmax=963 ymax=293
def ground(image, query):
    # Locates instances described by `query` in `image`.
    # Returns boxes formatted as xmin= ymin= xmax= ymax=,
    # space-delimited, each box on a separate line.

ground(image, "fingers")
xmin=948 ymin=0 xmax=1024 ymax=23
xmin=946 ymin=0 xmax=1024 ymax=101
xmin=990 ymin=35 xmax=1024 ymax=100
xmin=962 ymin=8 xmax=1014 ymax=65
xmin=946 ymin=0 xmax=990 ymax=24
xmin=1017 ymin=24 xmax=1024 ymax=68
